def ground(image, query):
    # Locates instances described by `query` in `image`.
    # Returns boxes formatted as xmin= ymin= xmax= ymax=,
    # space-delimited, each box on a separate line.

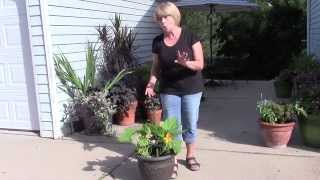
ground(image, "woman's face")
xmin=157 ymin=15 xmax=177 ymax=32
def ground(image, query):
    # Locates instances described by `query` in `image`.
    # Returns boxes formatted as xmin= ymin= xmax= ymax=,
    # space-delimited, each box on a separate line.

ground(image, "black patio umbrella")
xmin=175 ymin=0 xmax=259 ymax=64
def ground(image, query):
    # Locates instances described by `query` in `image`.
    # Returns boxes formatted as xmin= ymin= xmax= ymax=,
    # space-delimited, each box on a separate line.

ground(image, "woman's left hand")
xmin=175 ymin=50 xmax=189 ymax=67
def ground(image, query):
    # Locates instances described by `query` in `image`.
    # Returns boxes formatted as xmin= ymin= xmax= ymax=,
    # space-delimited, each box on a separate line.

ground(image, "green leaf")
xmin=54 ymin=51 xmax=84 ymax=97
xmin=118 ymin=128 xmax=136 ymax=143
xmin=83 ymin=43 xmax=97 ymax=96
xmin=104 ymin=69 xmax=133 ymax=93
xmin=172 ymin=140 xmax=182 ymax=154
xmin=162 ymin=118 xmax=179 ymax=132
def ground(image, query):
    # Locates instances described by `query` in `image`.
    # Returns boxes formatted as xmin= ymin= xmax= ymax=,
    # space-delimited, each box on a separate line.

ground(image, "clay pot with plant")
xmin=108 ymin=84 xmax=137 ymax=126
xmin=257 ymin=99 xmax=306 ymax=148
xmin=54 ymin=43 xmax=131 ymax=135
xmin=144 ymin=95 xmax=162 ymax=125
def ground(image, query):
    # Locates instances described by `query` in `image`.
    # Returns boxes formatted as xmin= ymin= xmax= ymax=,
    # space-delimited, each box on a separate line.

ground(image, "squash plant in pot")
xmin=144 ymin=95 xmax=162 ymax=125
xmin=108 ymin=83 xmax=137 ymax=126
xmin=118 ymin=118 xmax=182 ymax=180
xmin=257 ymin=99 xmax=306 ymax=148
xmin=298 ymin=89 xmax=320 ymax=148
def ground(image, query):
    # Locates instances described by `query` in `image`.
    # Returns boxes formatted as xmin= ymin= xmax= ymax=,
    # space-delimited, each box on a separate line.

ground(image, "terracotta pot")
xmin=260 ymin=120 xmax=296 ymax=148
xmin=116 ymin=101 xmax=138 ymax=126
xmin=146 ymin=109 xmax=162 ymax=125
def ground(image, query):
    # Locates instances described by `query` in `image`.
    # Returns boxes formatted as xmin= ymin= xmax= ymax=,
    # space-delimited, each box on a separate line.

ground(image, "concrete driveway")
xmin=0 ymin=81 xmax=319 ymax=180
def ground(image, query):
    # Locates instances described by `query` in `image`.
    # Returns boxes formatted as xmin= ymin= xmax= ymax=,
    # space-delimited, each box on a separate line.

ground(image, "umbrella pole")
xmin=205 ymin=5 xmax=222 ymax=88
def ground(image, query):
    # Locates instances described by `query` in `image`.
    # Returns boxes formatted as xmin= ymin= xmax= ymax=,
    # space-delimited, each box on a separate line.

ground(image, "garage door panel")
xmin=0 ymin=50 xmax=24 ymax=58
xmin=4 ymin=25 xmax=22 ymax=47
xmin=0 ymin=64 xmax=5 ymax=83
xmin=0 ymin=90 xmax=28 ymax=100
xmin=8 ymin=64 xmax=26 ymax=84
xmin=0 ymin=102 xmax=10 ymax=120
xmin=0 ymin=0 xmax=39 ymax=130
xmin=14 ymin=102 xmax=30 ymax=121
xmin=4 ymin=0 xmax=17 ymax=7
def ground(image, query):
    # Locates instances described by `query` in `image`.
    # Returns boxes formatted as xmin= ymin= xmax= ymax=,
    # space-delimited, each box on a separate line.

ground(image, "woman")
xmin=145 ymin=1 xmax=204 ymax=177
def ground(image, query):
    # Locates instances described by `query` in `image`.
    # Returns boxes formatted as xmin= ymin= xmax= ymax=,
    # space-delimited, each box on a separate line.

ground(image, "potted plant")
xmin=257 ymin=99 xmax=306 ymax=148
xmin=54 ymin=43 xmax=131 ymax=134
xmin=144 ymin=95 xmax=162 ymax=125
xmin=298 ymin=89 xmax=320 ymax=148
xmin=108 ymin=83 xmax=137 ymax=126
xmin=273 ymin=69 xmax=295 ymax=98
xmin=118 ymin=118 xmax=182 ymax=180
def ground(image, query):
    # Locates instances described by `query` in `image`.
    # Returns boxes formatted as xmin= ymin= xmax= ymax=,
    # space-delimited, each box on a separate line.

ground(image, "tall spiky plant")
xmin=97 ymin=14 xmax=137 ymax=84
xmin=54 ymin=43 xmax=97 ymax=98
xmin=54 ymin=43 xmax=132 ymax=98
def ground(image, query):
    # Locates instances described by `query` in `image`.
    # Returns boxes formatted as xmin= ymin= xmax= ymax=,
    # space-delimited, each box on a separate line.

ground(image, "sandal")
xmin=186 ymin=157 xmax=200 ymax=171
xmin=169 ymin=163 xmax=179 ymax=179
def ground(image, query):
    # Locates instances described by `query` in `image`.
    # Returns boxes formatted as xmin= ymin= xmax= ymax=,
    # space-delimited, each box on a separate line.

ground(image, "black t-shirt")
xmin=152 ymin=27 xmax=204 ymax=95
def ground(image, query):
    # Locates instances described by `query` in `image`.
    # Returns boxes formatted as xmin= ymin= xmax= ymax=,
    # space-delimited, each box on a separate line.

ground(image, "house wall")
xmin=27 ymin=0 xmax=54 ymax=138
xmin=308 ymin=0 xmax=320 ymax=60
xmin=31 ymin=0 xmax=160 ymax=138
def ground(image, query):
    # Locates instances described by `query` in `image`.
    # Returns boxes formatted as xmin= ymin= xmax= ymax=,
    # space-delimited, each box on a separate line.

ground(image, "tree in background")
xmin=220 ymin=0 xmax=306 ymax=79
xmin=181 ymin=10 xmax=225 ymax=63
xmin=180 ymin=0 xmax=307 ymax=80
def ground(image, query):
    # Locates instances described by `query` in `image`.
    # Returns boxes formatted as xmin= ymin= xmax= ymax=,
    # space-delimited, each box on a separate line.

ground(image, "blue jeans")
xmin=160 ymin=92 xmax=202 ymax=144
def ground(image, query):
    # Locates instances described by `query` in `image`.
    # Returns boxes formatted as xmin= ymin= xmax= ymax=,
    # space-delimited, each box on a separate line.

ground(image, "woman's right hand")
xmin=145 ymin=82 xmax=156 ymax=97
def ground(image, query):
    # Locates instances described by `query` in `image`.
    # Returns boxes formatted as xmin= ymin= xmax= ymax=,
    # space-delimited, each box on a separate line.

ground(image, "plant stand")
xmin=137 ymin=155 xmax=174 ymax=180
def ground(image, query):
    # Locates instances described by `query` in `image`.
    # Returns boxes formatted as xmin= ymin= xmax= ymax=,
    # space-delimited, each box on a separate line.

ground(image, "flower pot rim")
xmin=146 ymin=108 xmax=162 ymax=112
xmin=136 ymin=154 xmax=174 ymax=161
xmin=259 ymin=119 xmax=296 ymax=127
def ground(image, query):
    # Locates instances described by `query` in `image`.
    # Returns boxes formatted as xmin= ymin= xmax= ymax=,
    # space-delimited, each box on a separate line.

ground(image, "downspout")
xmin=39 ymin=0 xmax=61 ymax=139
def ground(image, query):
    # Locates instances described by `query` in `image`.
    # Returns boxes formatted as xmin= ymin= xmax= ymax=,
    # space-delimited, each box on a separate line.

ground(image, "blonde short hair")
xmin=153 ymin=2 xmax=181 ymax=26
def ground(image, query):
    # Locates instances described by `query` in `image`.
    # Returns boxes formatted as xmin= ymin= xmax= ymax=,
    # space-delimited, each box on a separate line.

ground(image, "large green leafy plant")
xmin=54 ymin=43 xmax=132 ymax=134
xmin=118 ymin=118 xmax=182 ymax=157
xmin=257 ymin=99 xmax=306 ymax=124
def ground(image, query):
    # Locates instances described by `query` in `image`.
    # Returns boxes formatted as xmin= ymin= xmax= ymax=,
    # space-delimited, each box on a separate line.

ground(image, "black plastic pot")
xmin=299 ymin=115 xmax=320 ymax=148
xmin=137 ymin=155 xmax=174 ymax=180
xmin=274 ymin=80 xmax=293 ymax=98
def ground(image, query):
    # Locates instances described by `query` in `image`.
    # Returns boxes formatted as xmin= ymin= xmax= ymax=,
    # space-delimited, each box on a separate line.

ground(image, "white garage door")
xmin=0 ymin=0 xmax=39 ymax=130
